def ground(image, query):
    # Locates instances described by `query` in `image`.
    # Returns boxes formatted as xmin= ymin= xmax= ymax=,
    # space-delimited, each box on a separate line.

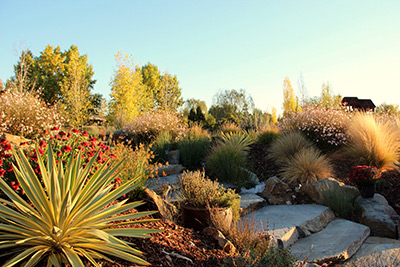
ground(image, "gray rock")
xmin=304 ymin=177 xmax=360 ymax=204
xmin=167 ymin=150 xmax=180 ymax=165
xmin=151 ymin=164 xmax=184 ymax=177
xmin=242 ymin=204 xmax=335 ymax=248
xmin=239 ymin=193 xmax=266 ymax=216
xmin=145 ymin=174 xmax=180 ymax=193
xmin=356 ymin=194 xmax=398 ymax=238
xmin=260 ymin=176 xmax=293 ymax=205
xmin=144 ymin=188 xmax=179 ymax=222
xmin=344 ymin=236 xmax=400 ymax=267
xmin=290 ymin=219 xmax=370 ymax=265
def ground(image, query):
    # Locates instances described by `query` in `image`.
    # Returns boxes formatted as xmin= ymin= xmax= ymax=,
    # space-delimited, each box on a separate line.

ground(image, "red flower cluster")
xmin=348 ymin=165 xmax=381 ymax=185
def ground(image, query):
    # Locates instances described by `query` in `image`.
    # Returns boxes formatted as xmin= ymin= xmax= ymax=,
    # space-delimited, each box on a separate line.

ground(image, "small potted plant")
xmin=348 ymin=165 xmax=381 ymax=198
xmin=179 ymin=170 xmax=240 ymax=230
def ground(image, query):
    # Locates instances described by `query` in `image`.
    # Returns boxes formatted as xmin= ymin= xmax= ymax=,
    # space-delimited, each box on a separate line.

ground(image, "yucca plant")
xmin=0 ymin=143 xmax=159 ymax=266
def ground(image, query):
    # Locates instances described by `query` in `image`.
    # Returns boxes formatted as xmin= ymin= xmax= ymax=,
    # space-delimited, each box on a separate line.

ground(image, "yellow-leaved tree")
xmin=282 ymin=77 xmax=301 ymax=116
xmin=109 ymin=52 xmax=152 ymax=128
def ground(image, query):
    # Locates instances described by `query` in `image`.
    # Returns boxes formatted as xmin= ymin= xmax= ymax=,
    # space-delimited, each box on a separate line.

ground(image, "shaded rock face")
xmin=260 ymin=176 xmax=293 ymax=205
xmin=304 ymin=177 xmax=360 ymax=205
xmin=356 ymin=193 xmax=399 ymax=239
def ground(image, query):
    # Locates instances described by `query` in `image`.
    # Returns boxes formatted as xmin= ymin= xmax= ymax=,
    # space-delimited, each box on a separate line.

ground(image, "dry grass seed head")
xmin=268 ymin=131 xmax=313 ymax=164
xmin=346 ymin=112 xmax=400 ymax=170
xmin=280 ymin=146 xmax=333 ymax=185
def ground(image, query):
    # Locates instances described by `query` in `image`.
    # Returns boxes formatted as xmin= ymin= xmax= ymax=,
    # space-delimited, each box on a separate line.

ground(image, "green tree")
xmin=319 ymin=82 xmax=342 ymax=109
xmin=7 ymin=49 xmax=37 ymax=93
xmin=35 ymin=45 xmax=66 ymax=104
xmin=376 ymin=103 xmax=399 ymax=114
xmin=282 ymin=77 xmax=301 ymax=115
xmin=182 ymin=98 xmax=208 ymax=117
xmin=109 ymin=52 xmax=152 ymax=128
xmin=141 ymin=63 xmax=183 ymax=112
xmin=59 ymin=45 xmax=95 ymax=126
xmin=89 ymin=93 xmax=108 ymax=117
xmin=209 ymin=89 xmax=254 ymax=127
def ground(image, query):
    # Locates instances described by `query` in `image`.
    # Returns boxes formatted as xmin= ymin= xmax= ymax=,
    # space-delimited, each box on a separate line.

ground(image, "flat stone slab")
xmin=343 ymin=236 xmax=400 ymax=267
xmin=242 ymin=204 xmax=335 ymax=247
xmin=239 ymin=193 xmax=266 ymax=216
xmin=150 ymin=164 xmax=184 ymax=177
xmin=290 ymin=219 xmax=370 ymax=265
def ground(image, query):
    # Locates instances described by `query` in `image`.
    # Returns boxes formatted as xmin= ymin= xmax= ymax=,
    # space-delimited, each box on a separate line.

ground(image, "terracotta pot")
xmin=359 ymin=183 xmax=375 ymax=198
xmin=180 ymin=202 xmax=232 ymax=230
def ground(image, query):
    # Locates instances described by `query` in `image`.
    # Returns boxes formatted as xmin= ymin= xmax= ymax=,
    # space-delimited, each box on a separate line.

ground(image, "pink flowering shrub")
xmin=0 ymin=90 xmax=63 ymax=139
xmin=123 ymin=111 xmax=186 ymax=145
xmin=278 ymin=107 xmax=352 ymax=151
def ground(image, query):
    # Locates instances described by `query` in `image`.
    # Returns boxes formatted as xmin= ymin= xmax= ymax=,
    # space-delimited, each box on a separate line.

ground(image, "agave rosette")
xmin=0 ymin=143 xmax=159 ymax=266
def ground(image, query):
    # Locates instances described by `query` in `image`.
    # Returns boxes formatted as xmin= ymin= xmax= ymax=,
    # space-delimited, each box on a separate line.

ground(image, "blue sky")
xmin=1 ymin=0 xmax=399 ymax=114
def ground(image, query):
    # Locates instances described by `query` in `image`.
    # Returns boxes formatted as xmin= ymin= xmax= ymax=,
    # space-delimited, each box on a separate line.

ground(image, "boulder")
xmin=203 ymin=227 xmax=236 ymax=254
xmin=144 ymin=188 xmax=179 ymax=222
xmin=355 ymin=194 xmax=399 ymax=238
xmin=239 ymin=193 xmax=266 ymax=216
xmin=259 ymin=177 xmax=293 ymax=205
xmin=167 ymin=150 xmax=180 ymax=165
xmin=304 ymin=177 xmax=360 ymax=204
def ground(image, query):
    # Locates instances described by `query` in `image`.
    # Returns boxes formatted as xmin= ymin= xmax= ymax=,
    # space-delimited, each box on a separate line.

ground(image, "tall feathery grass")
xmin=345 ymin=112 xmax=400 ymax=170
xmin=280 ymin=147 xmax=333 ymax=185
xmin=268 ymin=131 xmax=313 ymax=165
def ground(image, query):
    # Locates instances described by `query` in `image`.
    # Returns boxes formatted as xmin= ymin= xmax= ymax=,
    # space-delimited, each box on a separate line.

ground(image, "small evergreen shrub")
xmin=268 ymin=131 xmax=313 ymax=165
xmin=0 ymin=90 xmax=63 ymax=138
xmin=256 ymin=128 xmax=280 ymax=147
xmin=280 ymin=146 xmax=333 ymax=185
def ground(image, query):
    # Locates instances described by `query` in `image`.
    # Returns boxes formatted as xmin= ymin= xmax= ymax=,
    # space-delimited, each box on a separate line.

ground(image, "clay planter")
xmin=180 ymin=202 xmax=232 ymax=230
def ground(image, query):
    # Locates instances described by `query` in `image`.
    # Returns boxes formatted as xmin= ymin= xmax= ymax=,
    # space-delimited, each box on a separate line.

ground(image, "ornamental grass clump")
xmin=206 ymin=132 xmax=255 ymax=187
xmin=345 ymin=112 xmax=400 ymax=170
xmin=256 ymin=128 xmax=280 ymax=147
xmin=268 ymin=131 xmax=313 ymax=165
xmin=178 ymin=125 xmax=211 ymax=170
xmin=280 ymin=146 xmax=333 ymax=185
xmin=0 ymin=143 xmax=159 ymax=266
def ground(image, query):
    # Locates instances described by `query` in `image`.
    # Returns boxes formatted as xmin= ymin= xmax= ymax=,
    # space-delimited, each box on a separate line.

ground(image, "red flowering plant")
xmin=0 ymin=128 xmax=122 ymax=196
xmin=348 ymin=165 xmax=382 ymax=186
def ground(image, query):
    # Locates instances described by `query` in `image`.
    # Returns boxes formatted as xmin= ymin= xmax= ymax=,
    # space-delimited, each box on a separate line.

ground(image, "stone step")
xmin=145 ymin=174 xmax=181 ymax=193
xmin=242 ymin=204 xmax=335 ymax=248
xmin=290 ymin=219 xmax=370 ymax=265
xmin=152 ymin=164 xmax=184 ymax=177
xmin=239 ymin=193 xmax=266 ymax=216
xmin=343 ymin=236 xmax=400 ymax=267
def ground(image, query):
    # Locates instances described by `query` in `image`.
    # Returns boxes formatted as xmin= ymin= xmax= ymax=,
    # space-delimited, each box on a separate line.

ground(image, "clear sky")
xmin=1 ymin=0 xmax=399 ymax=114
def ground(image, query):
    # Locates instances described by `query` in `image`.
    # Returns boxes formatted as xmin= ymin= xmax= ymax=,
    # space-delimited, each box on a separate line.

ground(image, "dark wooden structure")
xmin=342 ymin=97 xmax=376 ymax=111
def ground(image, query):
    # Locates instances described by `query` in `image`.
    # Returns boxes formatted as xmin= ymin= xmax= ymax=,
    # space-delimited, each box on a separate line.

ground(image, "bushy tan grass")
xmin=268 ymin=131 xmax=313 ymax=164
xmin=346 ymin=112 xmax=400 ymax=170
xmin=280 ymin=147 xmax=333 ymax=185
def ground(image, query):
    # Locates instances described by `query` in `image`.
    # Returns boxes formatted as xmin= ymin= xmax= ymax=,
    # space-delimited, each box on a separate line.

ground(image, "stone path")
xmin=143 ymin=166 xmax=398 ymax=266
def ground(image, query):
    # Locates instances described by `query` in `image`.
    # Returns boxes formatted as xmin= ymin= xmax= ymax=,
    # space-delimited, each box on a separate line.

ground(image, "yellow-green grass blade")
xmin=47 ymin=253 xmax=62 ymax=267
xmin=99 ymin=210 xmax=158 ymax=225
xmin=23 ymin=248 xmax=49 ymax=267
xmin=3 ymin=246 xmax=41 ymax=267
xmin=62 ymin=247 xmax=85 ymax=267
xmin=107 ymin=218 xmax=160 ymax=227
xmin=105 ymin=228 xmax=161 ymax=238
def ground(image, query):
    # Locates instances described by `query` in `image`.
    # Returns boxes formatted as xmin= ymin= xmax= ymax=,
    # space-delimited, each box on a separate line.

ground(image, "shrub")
xmin=0 ymin=90 xmax=63 ymax=139
xmin=123 ymin=111 xmax=186 ymax=146
xmin=257 ymin=128 xmax=280 ymax=147
xmin=268 ymin=131 xmax=313 ymax=165
xmin=178 ymin=125 xmax=211 ymax=170
xmin=0 ymin=144 xmax=159 ymax=266
xmin=278 ymin=107 xmax=351 ymax=151
xmin=152 ymin=130 xmax=174 ymax=163
xmin=345 ymin=112 xmax=400 ymax=170
xmin=111 ymin=141 xmax=156 ymax=199
xmin=280 ymin=147 xmax=333 ymax=185
xmin=206 ymin=132 xmax=255 ymax=187
xmin=179 ymin=170 xmax=240 ymax=221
